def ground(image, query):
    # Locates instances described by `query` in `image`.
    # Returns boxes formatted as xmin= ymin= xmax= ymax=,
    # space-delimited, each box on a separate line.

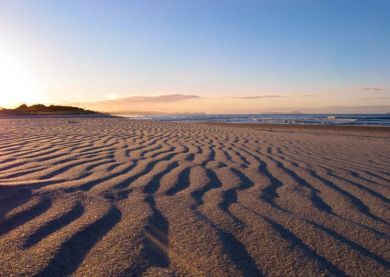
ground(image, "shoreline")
xmin=199 ymin=122 xmax=390 ymax=133
xmin=2 ymin=115 xmax=389 ymax=132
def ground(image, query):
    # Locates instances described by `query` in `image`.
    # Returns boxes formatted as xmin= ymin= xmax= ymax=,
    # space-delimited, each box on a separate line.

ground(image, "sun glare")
xmin=0 ymin=50 xmax=44 ymax=108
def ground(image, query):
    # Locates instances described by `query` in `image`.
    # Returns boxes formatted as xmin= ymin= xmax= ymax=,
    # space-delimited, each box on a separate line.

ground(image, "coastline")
xmin=200 ymin=122 xmax=390 ymax=133
xmin=2 ymin=114 xmax=389 ymax=132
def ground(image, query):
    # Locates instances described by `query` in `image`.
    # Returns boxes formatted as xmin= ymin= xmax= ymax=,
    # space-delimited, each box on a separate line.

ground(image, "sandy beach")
xmin=0 ymin=118 xmax=389 ymax=276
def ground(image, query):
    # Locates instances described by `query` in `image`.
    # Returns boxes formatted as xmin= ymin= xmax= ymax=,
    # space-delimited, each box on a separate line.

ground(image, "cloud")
xmin=359 ymin=96 xmax=390 ymax=100
xmin=119 ymin=94 xmax=201 ymax=103
xmin=90 ymin=94 xmax=201 ymax=104
xmin=233 ymin=95 xmax=284 ymax=99
xmin=233 ymin=94 xmax=318 ymax=99
xmin=70 ymin=93 xmax=203 ymax=113
xmin=233 ymin=94 xmax=317 ymax=99
xmin=361 ymin=87 xmax=385 ymax=91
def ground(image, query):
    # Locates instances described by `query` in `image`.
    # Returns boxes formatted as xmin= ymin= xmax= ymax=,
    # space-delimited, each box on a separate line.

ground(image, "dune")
xmin=0 ymin=118 xmax=389 ymax=276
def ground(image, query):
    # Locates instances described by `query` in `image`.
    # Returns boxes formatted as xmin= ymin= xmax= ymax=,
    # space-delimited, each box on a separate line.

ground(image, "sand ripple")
xmin=0 ymin=118 xmax=389 ymax=276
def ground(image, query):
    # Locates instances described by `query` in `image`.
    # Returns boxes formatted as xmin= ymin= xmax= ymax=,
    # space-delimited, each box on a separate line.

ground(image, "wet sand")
xmin=0 ymin=118 xmax=389 ymax=276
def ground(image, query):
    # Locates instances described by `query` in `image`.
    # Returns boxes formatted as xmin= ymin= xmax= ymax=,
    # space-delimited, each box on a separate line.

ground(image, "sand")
xmin=0 ymin=118 xmax=389 ymax=276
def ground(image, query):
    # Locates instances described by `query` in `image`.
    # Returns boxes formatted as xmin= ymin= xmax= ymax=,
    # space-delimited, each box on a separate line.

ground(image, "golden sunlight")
xmin=0 ymin=50 xmax=44 ymax=108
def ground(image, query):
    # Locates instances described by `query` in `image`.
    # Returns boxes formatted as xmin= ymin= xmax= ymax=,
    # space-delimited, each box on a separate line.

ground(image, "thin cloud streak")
xmin=116 ymin=94 xmax=201 ymax=103
xmin=84 ymin=94 xmax=201 ymax=104
xmin=361 ymin=87 xmax=385 ymax=91
xmin=233 ymin=95 xmax=284 ymax=99
xmin=359 ymin=96 xmax=390 ymax=100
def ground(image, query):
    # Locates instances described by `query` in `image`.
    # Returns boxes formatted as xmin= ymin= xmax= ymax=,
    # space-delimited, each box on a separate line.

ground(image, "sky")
xmin=0 ymin=0 xmax=389 ymax=113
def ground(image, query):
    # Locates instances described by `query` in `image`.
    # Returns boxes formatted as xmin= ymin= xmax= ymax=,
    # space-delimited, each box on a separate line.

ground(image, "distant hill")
xmin=289 ymin=110 xmax=305 ymax=114
xmin=0 ymin=104 xmax=109 ymax=117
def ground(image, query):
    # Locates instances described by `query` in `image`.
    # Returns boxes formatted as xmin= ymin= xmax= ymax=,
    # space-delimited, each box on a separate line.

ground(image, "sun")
xmin=0 ymin=50 xmax=45 ymax=108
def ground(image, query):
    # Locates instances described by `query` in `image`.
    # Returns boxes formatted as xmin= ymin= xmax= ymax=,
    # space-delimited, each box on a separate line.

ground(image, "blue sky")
xmin=0 ymin=0 xmax=389 ymax=112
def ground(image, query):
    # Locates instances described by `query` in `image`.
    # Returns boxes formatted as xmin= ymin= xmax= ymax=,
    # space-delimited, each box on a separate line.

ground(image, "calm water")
xmin=123 ymin=114 xmax=390 ymax=127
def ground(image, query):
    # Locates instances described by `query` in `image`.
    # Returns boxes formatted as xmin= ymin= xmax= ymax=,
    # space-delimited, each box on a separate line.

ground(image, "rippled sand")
xmin=0 ymin=118 xmax=389 ymax=276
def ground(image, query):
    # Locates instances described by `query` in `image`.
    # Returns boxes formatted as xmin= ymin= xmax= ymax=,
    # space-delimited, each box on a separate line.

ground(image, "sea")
xmin=122 ymin=114 xmax=390 ymax=127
